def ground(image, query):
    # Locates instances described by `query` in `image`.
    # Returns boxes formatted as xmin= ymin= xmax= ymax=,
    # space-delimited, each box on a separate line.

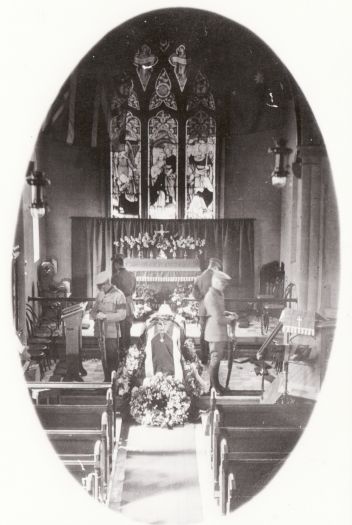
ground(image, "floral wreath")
xmin=130 ymin=372 xmax=191 ymax=428
xmin=116 ymin=337 xmax=205 ymax=427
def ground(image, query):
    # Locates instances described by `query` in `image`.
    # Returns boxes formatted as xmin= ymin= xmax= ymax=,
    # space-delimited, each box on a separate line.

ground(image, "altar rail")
xmin=28 ymin=296 xmax=298 ymax=304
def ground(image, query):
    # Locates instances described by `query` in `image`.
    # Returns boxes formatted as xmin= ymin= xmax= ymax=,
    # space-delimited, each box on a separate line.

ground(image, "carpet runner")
xmin=109 ymin=423 xmax=203 ymax=524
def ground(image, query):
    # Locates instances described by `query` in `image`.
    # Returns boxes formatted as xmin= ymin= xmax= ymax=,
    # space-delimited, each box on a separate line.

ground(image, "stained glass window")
xmin=110 ymin=46 xmax=217 ymax=219
xmin=148 ymin=110 xmax=178 ymax=219
xmin=185 ymin=111 xmax=216 ymax=219
xmin=111 ymin=112 xmax=141 ymax=218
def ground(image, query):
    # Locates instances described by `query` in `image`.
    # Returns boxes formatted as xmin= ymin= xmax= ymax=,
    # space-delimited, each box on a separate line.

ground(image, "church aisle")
xmin=109 ymin=423 xmax=204 ymax=524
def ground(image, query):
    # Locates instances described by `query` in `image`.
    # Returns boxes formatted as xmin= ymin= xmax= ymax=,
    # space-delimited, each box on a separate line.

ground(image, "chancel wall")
xmin=29 ymin=125 xmax=284 ymax=295
xmin=35 ymin=133 xmax=108 ymax=281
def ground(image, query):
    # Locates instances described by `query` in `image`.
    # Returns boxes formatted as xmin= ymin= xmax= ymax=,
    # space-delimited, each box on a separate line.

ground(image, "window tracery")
xmin=110 ymin=45 xmax=217 ymax=219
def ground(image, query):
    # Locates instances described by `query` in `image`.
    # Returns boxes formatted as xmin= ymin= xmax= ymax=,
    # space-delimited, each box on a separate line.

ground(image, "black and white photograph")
xmin=1 ymin=2 xmax=351 ymax=525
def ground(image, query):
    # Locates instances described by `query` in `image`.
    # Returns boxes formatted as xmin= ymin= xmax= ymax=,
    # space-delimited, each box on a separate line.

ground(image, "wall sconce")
xmin=268 ymin=138 xmax=293 ymax=189
xmin=26 ymin=166 xmax=50 ymax=219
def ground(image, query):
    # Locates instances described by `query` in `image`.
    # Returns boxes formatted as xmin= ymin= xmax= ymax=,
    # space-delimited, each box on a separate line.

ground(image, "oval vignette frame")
xmin=2 ymin=3 xmax=351 ymax=525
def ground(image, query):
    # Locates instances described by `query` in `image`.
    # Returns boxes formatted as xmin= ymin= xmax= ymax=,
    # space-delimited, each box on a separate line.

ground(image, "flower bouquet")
xmin=134 ymin=284 xmax=159 ymax=314
xmin=116 ymin=345 xmax=145 ymax=396
xmin=181 ymin=338 xmax=207 ymax=398
xmin=130 ymin=372 xmax=191 ymax=428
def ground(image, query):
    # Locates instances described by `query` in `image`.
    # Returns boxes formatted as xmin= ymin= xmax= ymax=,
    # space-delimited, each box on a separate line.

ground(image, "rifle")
xmin=97 ymin=318 xmax=108 ymax=379
xmin=225 ymin=318 xmax=237 ymax=390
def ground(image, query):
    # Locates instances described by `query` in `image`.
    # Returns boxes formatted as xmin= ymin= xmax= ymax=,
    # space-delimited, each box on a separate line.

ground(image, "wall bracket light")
xmin=26 ymin=165 xmax=50 ymax=219
xmin=268 ymin=138 xmax=293 ymax=189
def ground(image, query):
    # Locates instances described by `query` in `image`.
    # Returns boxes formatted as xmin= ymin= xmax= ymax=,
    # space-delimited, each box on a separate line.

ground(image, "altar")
xmin=71 ymin=218 xmax=255 ymax=300
xmin=124 ymin=257 xmax=200 ymax=293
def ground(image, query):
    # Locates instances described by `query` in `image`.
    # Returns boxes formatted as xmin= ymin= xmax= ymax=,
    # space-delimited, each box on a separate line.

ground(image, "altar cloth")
xmin=125 ymin=258 xmax=200 ymax=283
xmin=280 ymin=308 xmax=315 ymax=336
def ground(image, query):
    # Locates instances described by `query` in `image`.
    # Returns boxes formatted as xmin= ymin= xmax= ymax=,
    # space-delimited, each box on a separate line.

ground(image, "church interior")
xmin=11 ymin=7 xmax=340 ymax=523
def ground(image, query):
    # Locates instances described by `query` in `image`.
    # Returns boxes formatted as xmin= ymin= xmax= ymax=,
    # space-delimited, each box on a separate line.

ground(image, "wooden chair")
xmin=259 ymin=283 xmax=296 ymax=335
xmin=26 ymin=303 xmax=60 ymax=362
xmin=26 ymin=347 xmax=47 ymax=379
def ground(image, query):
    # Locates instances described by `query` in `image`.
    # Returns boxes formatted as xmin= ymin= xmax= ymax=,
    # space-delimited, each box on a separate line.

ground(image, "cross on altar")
xmin=154 ymin=224 xmax=169 ymax=236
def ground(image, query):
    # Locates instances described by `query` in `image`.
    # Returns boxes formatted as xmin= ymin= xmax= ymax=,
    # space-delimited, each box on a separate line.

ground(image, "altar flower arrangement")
xmin=130 ymin=372 xmax=191 ymax=428
xmin=113 ymin=232 xmax=205 ymax=259
xmin=116 ymin=345 xmax=145 ymax=396
xmin=195 ymin=238 xmax=206 ymax=255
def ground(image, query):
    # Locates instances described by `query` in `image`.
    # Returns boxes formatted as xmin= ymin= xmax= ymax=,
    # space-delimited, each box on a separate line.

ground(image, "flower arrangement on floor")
xmin=181 ymin=339 xmax=208 ymax=398
xmin=116 ymin=345 xmax=145 ymax=396
xmin=130 ymin=372 xmax=191 ymax=428
xmin=170 ymin=283 xmax=199 ymax=320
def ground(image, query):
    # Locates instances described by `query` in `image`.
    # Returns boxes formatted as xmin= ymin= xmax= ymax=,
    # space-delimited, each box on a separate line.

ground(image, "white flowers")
xmin=130 ymin=373 xmax=191 ymax=428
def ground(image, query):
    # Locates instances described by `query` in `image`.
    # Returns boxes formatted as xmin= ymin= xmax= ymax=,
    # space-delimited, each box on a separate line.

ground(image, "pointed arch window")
xmin=111 ymin=111 xmax=141 ymax=218
xmin=148 ymin=111 xmax=178 ymax=219
xmin=110 ymin=45 xmax=217 ymax=219
xmin=185 ymin=111 xmax=216 ymax=219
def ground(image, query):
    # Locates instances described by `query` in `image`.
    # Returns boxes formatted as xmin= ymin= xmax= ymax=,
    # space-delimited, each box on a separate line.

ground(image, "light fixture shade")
xmin=30 ymin=206 xmax=46 ymax=219
xmin=271 ymin=175 xmax=287 ymax=188
xmin=268 ymin=138 xmax=292 ymax=189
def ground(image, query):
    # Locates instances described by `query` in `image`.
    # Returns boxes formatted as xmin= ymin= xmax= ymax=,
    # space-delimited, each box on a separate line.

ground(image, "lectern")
xmin=62 ymin=302 xmax=87 ymax=381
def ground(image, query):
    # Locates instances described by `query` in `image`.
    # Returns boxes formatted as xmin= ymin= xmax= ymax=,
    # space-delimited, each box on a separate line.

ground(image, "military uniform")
xmin=203 ymin=273 xmax=232 ymax=393
xmin=111 ymin=267 xmax=136 ymax=352
xmin=90 ymin=284 xmax=126 ymax=381
xmin=192 ymin=268 xmax=213 ymax=364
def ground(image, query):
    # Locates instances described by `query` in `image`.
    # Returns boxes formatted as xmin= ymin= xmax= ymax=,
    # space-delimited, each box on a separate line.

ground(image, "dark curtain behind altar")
xmin=71 ymin=218 xmax=254 ymax=299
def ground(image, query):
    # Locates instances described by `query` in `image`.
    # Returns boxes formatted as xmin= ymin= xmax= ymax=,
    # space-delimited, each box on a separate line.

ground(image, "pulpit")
xmin=280 ymin=309 xmax=335 ymax=401
xmin=62 ymin=302 xmax=87 ymax=381
xmin=260 ymin=308 xmax=336 ymax=403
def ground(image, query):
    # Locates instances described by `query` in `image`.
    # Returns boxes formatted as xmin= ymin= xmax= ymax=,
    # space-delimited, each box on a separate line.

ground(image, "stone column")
xmin=297 ymin=145 xmax=325 ymax=312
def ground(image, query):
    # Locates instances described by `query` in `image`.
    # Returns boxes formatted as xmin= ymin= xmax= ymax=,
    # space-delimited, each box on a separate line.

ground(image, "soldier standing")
xmin=111 ymin=255 xmax=136 ymax=353
xmin=203 ymin=270 xmax=237 ymax=394
xmin=192 ymin=257 xmax=222 ymax=364
xmin=90 ymin=271 xmax=127 ymax=381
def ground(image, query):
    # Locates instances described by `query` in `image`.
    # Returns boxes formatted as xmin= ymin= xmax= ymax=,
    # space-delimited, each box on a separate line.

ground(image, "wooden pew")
xmin=219 ymin=438 xmax=288 ymax=514
xmin=36 ymin=404 xmax=107 ymax=429
xmin=40 ymin=410 xmax=109 ymax=499
xmin=208 ymin=389 xmax=314 ymax=456
xmin=36 ymin=389 xmax=114 ymax=459
xmin=28 ymin=372 xmax=122 ymax=502
xmin=80 ymin=439 xmax=107 ymax=502
xmin=208 ymin=388 xmax=314 ymax=514
xmin=28 ymin=381 xmax=114 ymax=405
xmin=214 ymin=403 xmax=313 ymax=429
xmin=213 ymin=422 xmax=303 ymax=488
xmin=28 ymin=370 xmax=120 ymax=437
xmin=207 ymin=388 xmax=261 ymax=436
